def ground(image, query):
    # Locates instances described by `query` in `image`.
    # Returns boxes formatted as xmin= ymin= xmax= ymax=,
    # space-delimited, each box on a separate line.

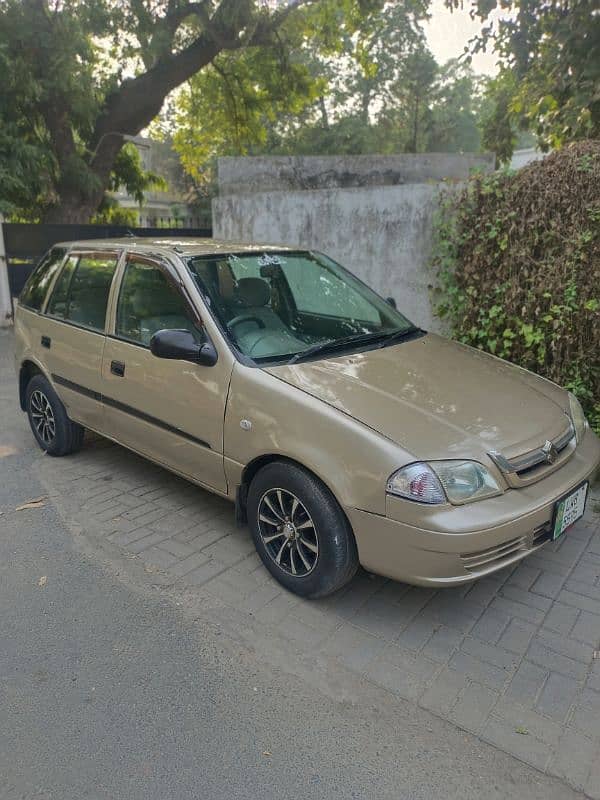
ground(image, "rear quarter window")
xmin=47 ymin=253 xmax=118 ymax=331
xmin=19 ymin=248 xmax=66 ymax=311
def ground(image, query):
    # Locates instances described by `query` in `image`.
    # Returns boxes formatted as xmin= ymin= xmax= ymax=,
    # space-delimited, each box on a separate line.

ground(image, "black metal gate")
xmin=2 ymin=223 xmax=212 ymax=297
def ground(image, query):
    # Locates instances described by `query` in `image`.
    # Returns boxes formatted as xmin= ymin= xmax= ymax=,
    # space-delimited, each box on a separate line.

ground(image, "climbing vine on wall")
xmin=431 ymin=141 xmax=600 ymax=434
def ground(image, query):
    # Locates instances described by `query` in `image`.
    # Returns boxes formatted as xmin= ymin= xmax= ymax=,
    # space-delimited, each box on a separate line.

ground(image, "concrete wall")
xmin=212 ymin=154 xmax=494 ymax=332
xmin=217 ymin=153 xmax=494 ymax=195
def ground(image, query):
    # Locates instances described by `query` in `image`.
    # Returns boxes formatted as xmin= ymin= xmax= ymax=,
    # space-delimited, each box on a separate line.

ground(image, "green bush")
xmin=432 ymin=140 xmax=600 ymax=435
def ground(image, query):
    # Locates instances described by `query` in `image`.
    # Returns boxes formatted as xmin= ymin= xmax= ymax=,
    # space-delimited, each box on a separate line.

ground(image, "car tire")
xmin=25 ymin=374 xmax=85 ymax=457
xmin=247 ymin=461 xmax=358 ymax=598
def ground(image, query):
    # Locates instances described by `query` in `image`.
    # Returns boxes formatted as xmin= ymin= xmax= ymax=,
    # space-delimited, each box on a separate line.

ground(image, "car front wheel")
xmin=247 ymin=461 xmax=358 ymax=598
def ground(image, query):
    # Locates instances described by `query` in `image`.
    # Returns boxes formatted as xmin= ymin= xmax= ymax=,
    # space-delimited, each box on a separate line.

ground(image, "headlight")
xmin=387 ymin=460 xmax=502 ymax=505
xmin=568 ymin=392 xmax=588 ymax=444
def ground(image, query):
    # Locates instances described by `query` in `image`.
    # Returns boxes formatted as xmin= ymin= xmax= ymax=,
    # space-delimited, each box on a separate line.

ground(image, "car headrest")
xmin=236 ymin=277 xmax=270 ymax=307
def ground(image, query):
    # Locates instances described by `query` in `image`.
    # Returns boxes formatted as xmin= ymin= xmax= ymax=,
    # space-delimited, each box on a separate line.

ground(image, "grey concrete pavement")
xmin=1 ymin=327 xmax=599 ymax=799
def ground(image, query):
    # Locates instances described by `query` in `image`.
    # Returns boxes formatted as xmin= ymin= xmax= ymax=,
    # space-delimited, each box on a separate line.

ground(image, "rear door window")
xmin=47 ymin=253 xmax=118 ymax=332
xmin=19 ymin=248 xmax=66 ymax=311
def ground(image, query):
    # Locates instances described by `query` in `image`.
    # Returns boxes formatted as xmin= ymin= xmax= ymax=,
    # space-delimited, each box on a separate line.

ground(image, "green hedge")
xmin=432 ymin=140 xmax=600 ymax=434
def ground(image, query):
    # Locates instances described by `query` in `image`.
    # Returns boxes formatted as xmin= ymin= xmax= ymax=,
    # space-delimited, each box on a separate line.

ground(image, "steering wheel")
xmin=227 ymin=314 xmax=266 ymax=333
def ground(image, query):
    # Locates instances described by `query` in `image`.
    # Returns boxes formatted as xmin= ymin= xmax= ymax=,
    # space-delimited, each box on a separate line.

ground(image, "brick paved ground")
xmin=3 ymin=333 xmax=600 ymax=797
xmin=34 ymin=431 xmax=600 ymax=797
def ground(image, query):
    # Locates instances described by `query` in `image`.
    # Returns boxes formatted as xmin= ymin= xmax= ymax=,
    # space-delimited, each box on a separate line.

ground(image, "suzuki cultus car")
xmin=15 ymin=239 xmax=600 ymax=596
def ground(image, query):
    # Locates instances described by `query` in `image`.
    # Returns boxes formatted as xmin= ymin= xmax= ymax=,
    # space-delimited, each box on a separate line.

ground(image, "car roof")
xmin=54 ymin=237 xmax=295 ymax=258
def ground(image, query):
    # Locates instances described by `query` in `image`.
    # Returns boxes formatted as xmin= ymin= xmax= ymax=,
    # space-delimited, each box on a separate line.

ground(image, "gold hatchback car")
xmin=14 ymin=238 xmax=600 ymax=597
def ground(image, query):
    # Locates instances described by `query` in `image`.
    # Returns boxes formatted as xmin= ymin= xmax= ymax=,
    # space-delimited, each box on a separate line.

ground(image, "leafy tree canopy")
xmin=1 ymin=0 xmax=381 ymax=222
xmin=459 ymin=0 xmax=600 ymax=160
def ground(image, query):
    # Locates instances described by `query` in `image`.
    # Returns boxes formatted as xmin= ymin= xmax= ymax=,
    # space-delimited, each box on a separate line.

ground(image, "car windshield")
xmin=185 ymin=250 xmax=417 ymax=364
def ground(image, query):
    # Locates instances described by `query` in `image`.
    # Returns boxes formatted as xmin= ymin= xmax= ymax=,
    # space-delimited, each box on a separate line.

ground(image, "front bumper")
xmin=346 ymin=429 xmax=600 ymax=587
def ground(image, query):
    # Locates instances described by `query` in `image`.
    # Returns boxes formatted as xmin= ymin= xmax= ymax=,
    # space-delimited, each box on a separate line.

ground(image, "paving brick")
xmin=321 ymin=624 xmax=386 ymax=672
xmin=463 ymin=576 xmax=505 ymax=606
xmin=157 ymin=539 xmax=195 ymax=559
xmin=548 ymin=728 xmax=597 ymax=792
xmin=382 ymin=645 xmax=438 ymax=680
xmin=167 ymin=551 xmax=210 ymax=578
xmin=420 ymin=594 xmax=482 ymax=634
xmin=279 ymin=616 xmax=326 ymax=649
xmin=184 ymin=529 xmax=227 ymax=552
xmin=141 ymin=546 xmax=179 ymax=570
xmin=470 ymin=607 xmax=510 ymax=644
xmin=419 ymin=667 xmax=469 ymax=715
xmin=588 ymin=658 xmax=600 ymax=692
xmin=245 ymin=583 xmax=283 ymax=614
xmin=565 ymin=579 xmax=600 ymax=602
xmin=536 ymin=672 xmax=580 ymax=722
xmin=559 ymin=589 xmax=600 ymax=616
xmin=126 ymin=530 xmax=172 ymax=554
xmin=585 ymin=744 xmax=600 ymax=800
xmin=527 ymin=639 xmax=589 ymax=681
xmin=291 ymin=602 xmax=343 ymax=635
xmin=122 ymin=507 xmax=170 ymax=527
xmin=482 ymin=716 xmax=552 ymax=771
xmin=367 ymin=657 xmax=432 ymax=701
xmin=543 ymin=602 xmax=580 ymax=636
xmin=489 ymin=596 xmax=546 ymax=626
xmin=396 ymin=615 xmax=436 ymax=651
xmin=184 ymin=558 xmax=227 ymax=587
xmin=202 ymin=536 xmax=250 ymax=566
xmin=535 ymin=628 xmax=594 ymax=664
xmin=506 ymin=660 xmax=548 ymax=706
xmin=148 ymin=512 xmax=196 ymax=535
xmin=570 ymin=688 xmax=600 ymax=740
xmin=254 ymin=591 xmax=299 ymax=625
xmin=448 ymin=651 xmax=512 ymax=690
xmin=570 ymin=562 xmax=600 ymax=587
xmin=449 ymin=682 xmax=499 ymax=733
xmin=500 ymin=584 xmax=553 ymax=612
xmin=507 ymin=563 xmax=541 ymax=591
xmin=498 ymin=619 xmax=537 ymax=655
xmin=491 ymin=699 xmax=562 ymax=746
xmin=460 ymin=636 xmax=519 ymax=670
xmin=531 ymin=570 xmax=567 ymax=599
xmin=422 ymin=625 xmax=463 ymax=662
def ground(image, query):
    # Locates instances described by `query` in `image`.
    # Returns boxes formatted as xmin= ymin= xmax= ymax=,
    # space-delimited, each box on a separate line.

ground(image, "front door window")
xmin=116 ymin=259 xmax=203 ymax=346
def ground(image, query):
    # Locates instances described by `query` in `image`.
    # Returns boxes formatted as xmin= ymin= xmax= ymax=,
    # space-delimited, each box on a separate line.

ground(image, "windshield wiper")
xmin=288 ymin=327 xmax=421 ymax=365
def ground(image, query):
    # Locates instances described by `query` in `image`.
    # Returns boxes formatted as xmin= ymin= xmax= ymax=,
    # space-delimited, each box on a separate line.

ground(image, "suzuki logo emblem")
xmin=542 ymin=440 xmax=558 ymax=464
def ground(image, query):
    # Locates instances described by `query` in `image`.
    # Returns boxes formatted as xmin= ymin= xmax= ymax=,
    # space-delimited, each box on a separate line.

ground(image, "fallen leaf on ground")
xmin=38 ymin=576 xmax=47 ymax=587
xmin=515 ymin=726 xmax=529 ymax=735
xmin=0 ymin=445 xmax=18 ymax=458
xmin=16 ymin=496 xmax=47 ymax=512
xmin=262 ymin=751 xmax=272 ymax=757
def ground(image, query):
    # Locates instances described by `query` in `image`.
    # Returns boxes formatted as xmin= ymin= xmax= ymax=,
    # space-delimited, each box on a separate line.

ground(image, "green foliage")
xmin=460 ymin=0 xmax=600 ymax=160
xmin=90 ymin=199 xmax=139 ymax=227
xmin=432 ymin=141 xmax=600 ymax=434
xmin=172 ymin=3 xmax=486 ymax=187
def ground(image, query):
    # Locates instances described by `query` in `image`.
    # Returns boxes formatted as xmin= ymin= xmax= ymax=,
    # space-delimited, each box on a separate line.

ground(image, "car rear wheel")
xmin=247 ymin=461 xmax=358 ymax=598
xmin=26 ymin=374 xmax=84 ymax=456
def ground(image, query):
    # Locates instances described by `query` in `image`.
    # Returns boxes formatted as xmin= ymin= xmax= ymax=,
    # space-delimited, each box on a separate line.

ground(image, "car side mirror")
xmin=149 ymin=329 xmax=218 ymax=366
xmin=386 ymin=296 xmax=397 ymax=309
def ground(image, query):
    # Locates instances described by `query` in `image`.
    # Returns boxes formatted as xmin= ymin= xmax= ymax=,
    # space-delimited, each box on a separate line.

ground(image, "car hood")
xmin=264 ymin=333 xmax=571 ymax=462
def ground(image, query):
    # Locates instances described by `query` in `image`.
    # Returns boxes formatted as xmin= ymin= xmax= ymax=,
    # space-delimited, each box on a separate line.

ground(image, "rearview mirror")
xmin=386 ymin=296 xmax=397 ymax=309
xmin=149 ymin=329 xmax=218 ymax=366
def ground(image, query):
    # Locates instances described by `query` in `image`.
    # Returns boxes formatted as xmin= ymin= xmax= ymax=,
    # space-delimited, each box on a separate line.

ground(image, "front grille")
xmin=487 ymin=420 xmax=575 ymax=487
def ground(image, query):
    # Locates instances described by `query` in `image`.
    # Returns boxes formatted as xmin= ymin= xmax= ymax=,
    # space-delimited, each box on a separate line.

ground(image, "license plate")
xmin=552 ymin=482 xmax=588 ymax=540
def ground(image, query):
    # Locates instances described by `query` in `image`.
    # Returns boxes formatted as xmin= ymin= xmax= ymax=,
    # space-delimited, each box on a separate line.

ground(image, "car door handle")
xmin=110 ymin=360 xmax=125 ymax=377
xmin=41 ymin=336 xmax=51 ymax=349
